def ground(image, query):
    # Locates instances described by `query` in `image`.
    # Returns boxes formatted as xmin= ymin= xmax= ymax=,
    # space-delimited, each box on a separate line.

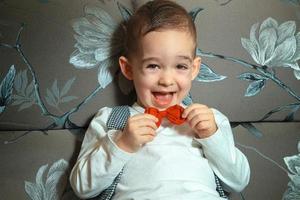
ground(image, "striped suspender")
xmin=95 ymin=106 xmax=130 ymax=200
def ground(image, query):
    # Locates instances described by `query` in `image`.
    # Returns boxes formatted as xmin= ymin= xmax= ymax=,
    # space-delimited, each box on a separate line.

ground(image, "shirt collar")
xmin=131 ymin=102 xmax=145 ymax=113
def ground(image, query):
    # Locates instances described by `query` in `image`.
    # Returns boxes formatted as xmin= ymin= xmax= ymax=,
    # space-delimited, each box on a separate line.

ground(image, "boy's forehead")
xmin=141 ymin=28 xmax=195 ymax=41
xmin=136 ymin=30 xmax=196 ymax=58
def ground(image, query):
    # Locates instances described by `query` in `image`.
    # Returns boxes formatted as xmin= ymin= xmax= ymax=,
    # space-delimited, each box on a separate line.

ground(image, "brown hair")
xmin=123 ymin=0 xmax=197 ymax=58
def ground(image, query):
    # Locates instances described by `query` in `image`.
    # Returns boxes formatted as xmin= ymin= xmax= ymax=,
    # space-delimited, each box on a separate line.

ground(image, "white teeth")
xmin=153 ymin=92 xmax=174 ymax=94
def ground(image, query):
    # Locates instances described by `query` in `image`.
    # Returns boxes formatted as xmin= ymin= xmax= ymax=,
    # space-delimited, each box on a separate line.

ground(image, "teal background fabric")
xmin=0 ymin=0 xmax=299 ymax=199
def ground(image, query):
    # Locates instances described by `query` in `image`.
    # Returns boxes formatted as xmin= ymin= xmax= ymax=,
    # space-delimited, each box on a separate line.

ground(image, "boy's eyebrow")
xmin=176 ymin=55 xmax=193 ymax=63
xmin=141 ymin=57 xmax=160 ymax=63
xmin=142 ymin=55 xmax=193 ymax=63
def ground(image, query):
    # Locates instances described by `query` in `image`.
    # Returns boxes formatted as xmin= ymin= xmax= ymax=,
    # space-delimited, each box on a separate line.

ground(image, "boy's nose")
xmin=158 ymin=71 xmax=174 ymax=86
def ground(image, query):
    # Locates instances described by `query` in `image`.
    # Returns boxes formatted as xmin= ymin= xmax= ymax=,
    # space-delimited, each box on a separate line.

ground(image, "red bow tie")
xmin=144 ymin=104 xmax=186 ymax=127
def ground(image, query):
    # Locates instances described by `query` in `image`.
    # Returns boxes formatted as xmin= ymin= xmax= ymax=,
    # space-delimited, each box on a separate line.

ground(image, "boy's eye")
xmin=176 ymin=64 xmax=188 ymax=70
xmin=146 ymin=64 xmax=160 ymax=69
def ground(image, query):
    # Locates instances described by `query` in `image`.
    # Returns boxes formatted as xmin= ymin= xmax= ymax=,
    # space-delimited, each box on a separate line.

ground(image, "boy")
xmin=70 ymin=0 xmax=250 ymax=199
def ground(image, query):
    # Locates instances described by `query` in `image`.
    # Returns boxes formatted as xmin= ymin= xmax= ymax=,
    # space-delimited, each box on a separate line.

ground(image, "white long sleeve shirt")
xmin=70 ymin=103 xmax=250 ymax=200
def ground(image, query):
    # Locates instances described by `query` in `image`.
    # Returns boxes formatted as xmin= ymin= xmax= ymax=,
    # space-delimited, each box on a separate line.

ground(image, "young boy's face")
xmin=120 ymin=30 xmax=201 ymax=110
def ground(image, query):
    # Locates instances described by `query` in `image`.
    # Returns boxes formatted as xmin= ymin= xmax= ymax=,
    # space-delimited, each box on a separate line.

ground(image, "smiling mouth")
xmin=152 ymin=91 xmax=174 ymax=106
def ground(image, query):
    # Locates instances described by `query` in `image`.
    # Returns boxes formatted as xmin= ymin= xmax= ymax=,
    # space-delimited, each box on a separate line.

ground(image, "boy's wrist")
xmin=106 ymin=131 xmax=134 ymax=161
xmin=115 ymin=132 xmax=139 ymax=153
xmin=194 ymin=126 xmax=217 ymax=139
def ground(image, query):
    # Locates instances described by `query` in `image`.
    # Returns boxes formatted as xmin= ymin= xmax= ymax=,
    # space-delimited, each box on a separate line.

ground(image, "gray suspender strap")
xmin=215 ymin=174 xmax=227 ymax=198
xmin=96 ymin=105 xmax=228 ymax=199
xmin=107 ymin=106 xmax=130 ymax=131
xmin=95 ymin=106 xmax=130 ymax=200
xmin=95 ymin=171 xmax=123 ymax=200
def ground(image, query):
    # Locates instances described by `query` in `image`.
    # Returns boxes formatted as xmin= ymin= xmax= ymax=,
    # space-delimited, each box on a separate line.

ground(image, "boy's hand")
xmin=116 ymin=114 xmax=158 ymax=153
xmin=182 ymin=104 xmax=217 ymax=138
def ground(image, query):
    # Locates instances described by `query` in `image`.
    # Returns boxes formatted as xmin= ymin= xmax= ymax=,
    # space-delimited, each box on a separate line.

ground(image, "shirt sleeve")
xmin=69 ymin=107 xmax=134 ymax=199
xmin=194 ymin=108 xmax=250 ymax=193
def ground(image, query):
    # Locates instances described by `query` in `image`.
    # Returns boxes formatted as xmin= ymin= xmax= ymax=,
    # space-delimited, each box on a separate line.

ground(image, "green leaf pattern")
xmin=0 ymin=65 xmax=16 ymax=113
xmin=195 ymin=63 xmax=227 ymax=82
xmin=45 ymin=77 xmax=77 ymax=109
xmin=12 ymin=69 xmax=36 ymax=111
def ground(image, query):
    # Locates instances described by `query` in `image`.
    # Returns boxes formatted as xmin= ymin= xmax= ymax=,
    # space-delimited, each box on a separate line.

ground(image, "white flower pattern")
xmin=241 ymin=17 xmax=300 ymax=80
xmin=69 ymin=5 xmax=125 ymax=89
xmin=69 ymin=4 xmax=134 ymax=94
xmin=283 ymin=141 xmax=300 ymax=200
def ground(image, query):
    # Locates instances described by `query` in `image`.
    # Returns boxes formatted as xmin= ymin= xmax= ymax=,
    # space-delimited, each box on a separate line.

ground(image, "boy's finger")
xmin=144 ymin=120 xmax=158 ymax=130
xmin=144 ymin=113 xmax=159 ymax=123
xmin=185 ymin=107 xmax=210 ymax=122
xmin=131 ymin=113 xmax=159 ymax=122
xmin=139 ymin=127 xmax=157 ymax=136
xmin=140 ymin=135 xmax=156 ymax=146
xmin=133 ymin=118 xmax=158 ymax=130
xmin=182 ymin=104 xmax=208 ymax=118
xmin=188 ymin=114 xmax=209 ymax=128
xmin=195 ymin=121 xmax=211 ymax=131
xmin=195 ymin=119 xmax=210 ymax=130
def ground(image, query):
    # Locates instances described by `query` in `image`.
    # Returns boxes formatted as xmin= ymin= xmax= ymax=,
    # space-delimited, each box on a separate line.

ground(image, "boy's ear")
xmin=191 ymin=56 xmax=201 ymax=80
xmin=119 ymin=56 xmax=133 ymax=80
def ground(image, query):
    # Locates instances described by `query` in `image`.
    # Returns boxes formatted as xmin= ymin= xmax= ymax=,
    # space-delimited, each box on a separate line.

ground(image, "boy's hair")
xmin=123 ymin=0 xmax=197 ymax=58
